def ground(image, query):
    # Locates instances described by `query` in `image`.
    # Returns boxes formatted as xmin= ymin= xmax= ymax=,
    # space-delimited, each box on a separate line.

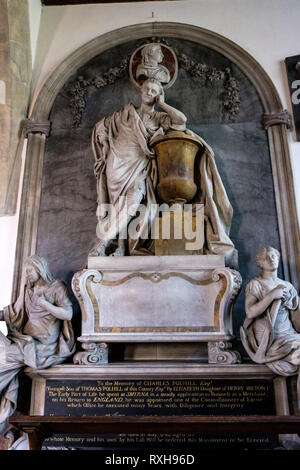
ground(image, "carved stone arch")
xmin=13 ymin=22 xmax=300 ymax=298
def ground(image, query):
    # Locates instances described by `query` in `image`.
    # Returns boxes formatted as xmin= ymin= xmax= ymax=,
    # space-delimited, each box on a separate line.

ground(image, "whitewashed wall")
xmin=1 ymin=0 xmax=300 ymax=333
xmin=29 ymin=0 xmax=42 ymax=68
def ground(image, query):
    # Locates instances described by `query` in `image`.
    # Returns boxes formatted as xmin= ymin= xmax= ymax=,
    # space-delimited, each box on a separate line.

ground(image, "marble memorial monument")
xmin=2 ymin=38 xmax=299 ymax=451
xmin=72 ymin=43 xmax=241 ymax=365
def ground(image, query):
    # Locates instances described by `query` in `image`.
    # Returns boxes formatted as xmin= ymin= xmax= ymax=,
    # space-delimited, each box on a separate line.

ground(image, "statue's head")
xmin=141 ymin=44 xmax=164 ymax=65
xmin=25 ymin=255 xmax=54 ymax=285
xmin=255 ymin=246 xmax=280 ymax=271
xmin=140 ymin=78 xmax=163 ymax=105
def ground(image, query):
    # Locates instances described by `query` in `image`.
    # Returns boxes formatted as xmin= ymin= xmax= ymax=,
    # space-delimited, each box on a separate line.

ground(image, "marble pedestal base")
xmin=72 ymin=255 xmax=242 ymax=365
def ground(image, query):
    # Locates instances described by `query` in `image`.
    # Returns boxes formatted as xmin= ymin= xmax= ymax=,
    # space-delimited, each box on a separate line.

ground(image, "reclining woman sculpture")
xmin=90 ymin=77 xmax=235 ymax=260
xmin=0 ymin=255 xmax=75 ymax=433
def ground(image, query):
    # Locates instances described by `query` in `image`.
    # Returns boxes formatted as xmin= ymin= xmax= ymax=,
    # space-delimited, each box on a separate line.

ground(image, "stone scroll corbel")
xmin=73 ymin=342 xmax=109 ymax=365
xmin=207 ymin=268 xmax=242 ymax=364
xmin=72 ymin=269 xmax=103 ymax=323
xmin=72 ymin=270 xmax=109 ymax=365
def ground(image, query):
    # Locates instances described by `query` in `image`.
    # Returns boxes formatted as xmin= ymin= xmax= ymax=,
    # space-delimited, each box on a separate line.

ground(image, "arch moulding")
xmin=12 ymin=22 xmax=300 ymax=299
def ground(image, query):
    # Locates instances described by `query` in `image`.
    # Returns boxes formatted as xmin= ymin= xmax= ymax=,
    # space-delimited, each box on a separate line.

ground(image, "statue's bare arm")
xmin=156 ymin=90 xmax=187 ymax=126
xmin=245 ymin=285 xmax=287 ymax=319
xmin=37 ymin=296 xmax=73 ymax=321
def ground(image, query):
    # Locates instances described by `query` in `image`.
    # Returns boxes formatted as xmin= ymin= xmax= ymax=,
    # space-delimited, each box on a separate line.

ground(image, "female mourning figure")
xmin=91 ymin=77 xmax=187 ymax=256
xmin=240 ymin=246 xmax=300 ymax=375
xmin=0 ymin=255 xmax=75 ymax=432
xmin=91 ymin=77 xmax=235 ymax=260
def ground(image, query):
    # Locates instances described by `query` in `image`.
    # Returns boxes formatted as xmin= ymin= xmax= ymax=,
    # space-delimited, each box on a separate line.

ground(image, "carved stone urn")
xmin=151 ymin=130 xmax=204 ymax=204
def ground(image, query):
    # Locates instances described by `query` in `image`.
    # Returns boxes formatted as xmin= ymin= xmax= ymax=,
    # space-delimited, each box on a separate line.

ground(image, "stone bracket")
xmin=262 ymin=110 xmax=292 ymax=130
xmin=208 ymin=341 xmax=241 ymax=364
xmin=73 ymin=342 xmax=109 ymax=365
xmin=24 ymin=119 xmax=52 ymax=138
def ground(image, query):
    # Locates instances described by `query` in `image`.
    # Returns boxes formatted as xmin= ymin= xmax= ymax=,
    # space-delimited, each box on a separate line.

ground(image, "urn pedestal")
xmin=72 ymin=255 xmax=242 ymax=365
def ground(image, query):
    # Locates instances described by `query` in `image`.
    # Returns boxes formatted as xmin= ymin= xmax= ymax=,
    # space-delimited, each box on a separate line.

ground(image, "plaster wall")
xmin=1 ymin=0 xmax=300 ymax=332
xmin=29 ymin=0 xmax=42 ymax=69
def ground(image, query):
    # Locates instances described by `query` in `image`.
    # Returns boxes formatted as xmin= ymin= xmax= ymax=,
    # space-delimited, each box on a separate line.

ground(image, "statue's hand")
xmin=156 ymin=89 xmax=165 ymax=106
xmin=36 ymin=295 xmax=51 ymax=309
xmin=271 ymin=284 xmax=287 ymax=301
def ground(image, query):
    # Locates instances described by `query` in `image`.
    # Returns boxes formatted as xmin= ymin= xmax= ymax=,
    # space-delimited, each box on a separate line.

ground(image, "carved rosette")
xmin=208 ymin=341 xmax=241 ymax=364
xmin=73 ymin=342 xmax=108 ymax=365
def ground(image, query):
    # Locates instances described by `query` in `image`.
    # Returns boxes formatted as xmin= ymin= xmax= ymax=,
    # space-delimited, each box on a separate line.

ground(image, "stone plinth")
xmin=72 ymin=255 xmax=242 ymax=364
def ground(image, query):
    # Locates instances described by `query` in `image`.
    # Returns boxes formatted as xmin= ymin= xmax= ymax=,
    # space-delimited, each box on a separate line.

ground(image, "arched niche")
xmin=13 ymin=22 xmax=299 ymax=325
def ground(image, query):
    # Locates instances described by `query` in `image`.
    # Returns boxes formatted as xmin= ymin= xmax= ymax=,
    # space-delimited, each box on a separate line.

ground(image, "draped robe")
xmin=240 ymin=277 xmax=300 ymax=408
xmin=0 ymin=281 xmax=75 ymax=431
xmin=241 ymin=278 xmax=300 ymax=373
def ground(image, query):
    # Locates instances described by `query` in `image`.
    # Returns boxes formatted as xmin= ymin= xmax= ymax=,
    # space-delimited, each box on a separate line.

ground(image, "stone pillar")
xmin=0 ymin=0 xmax=32 ymax=216
xmin=12 ymin=120 xmax=51 ymax=300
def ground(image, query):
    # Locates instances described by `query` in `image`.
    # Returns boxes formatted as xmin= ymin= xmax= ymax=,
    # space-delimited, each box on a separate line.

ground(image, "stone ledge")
xmin=88 ymin=254 xmax=225 ymax=270
xmin=25 ymin=363 xmax=274 ymax=380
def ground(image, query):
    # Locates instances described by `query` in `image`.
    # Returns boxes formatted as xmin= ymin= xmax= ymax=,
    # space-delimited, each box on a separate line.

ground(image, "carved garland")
xmin=68 ymin=37 xmax=240 ymax=127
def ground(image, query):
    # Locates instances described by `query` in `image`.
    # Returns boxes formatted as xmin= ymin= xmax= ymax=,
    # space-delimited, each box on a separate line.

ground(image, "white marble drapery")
xmin=92 ymin=103 xmax=235 ymax=259
xmin=0 ymin=281 xmax=75 ymax=432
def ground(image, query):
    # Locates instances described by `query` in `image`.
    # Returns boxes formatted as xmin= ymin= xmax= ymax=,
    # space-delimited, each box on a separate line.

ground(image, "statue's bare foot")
xmin=110 ymin=247 xmax=125 ymax=257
